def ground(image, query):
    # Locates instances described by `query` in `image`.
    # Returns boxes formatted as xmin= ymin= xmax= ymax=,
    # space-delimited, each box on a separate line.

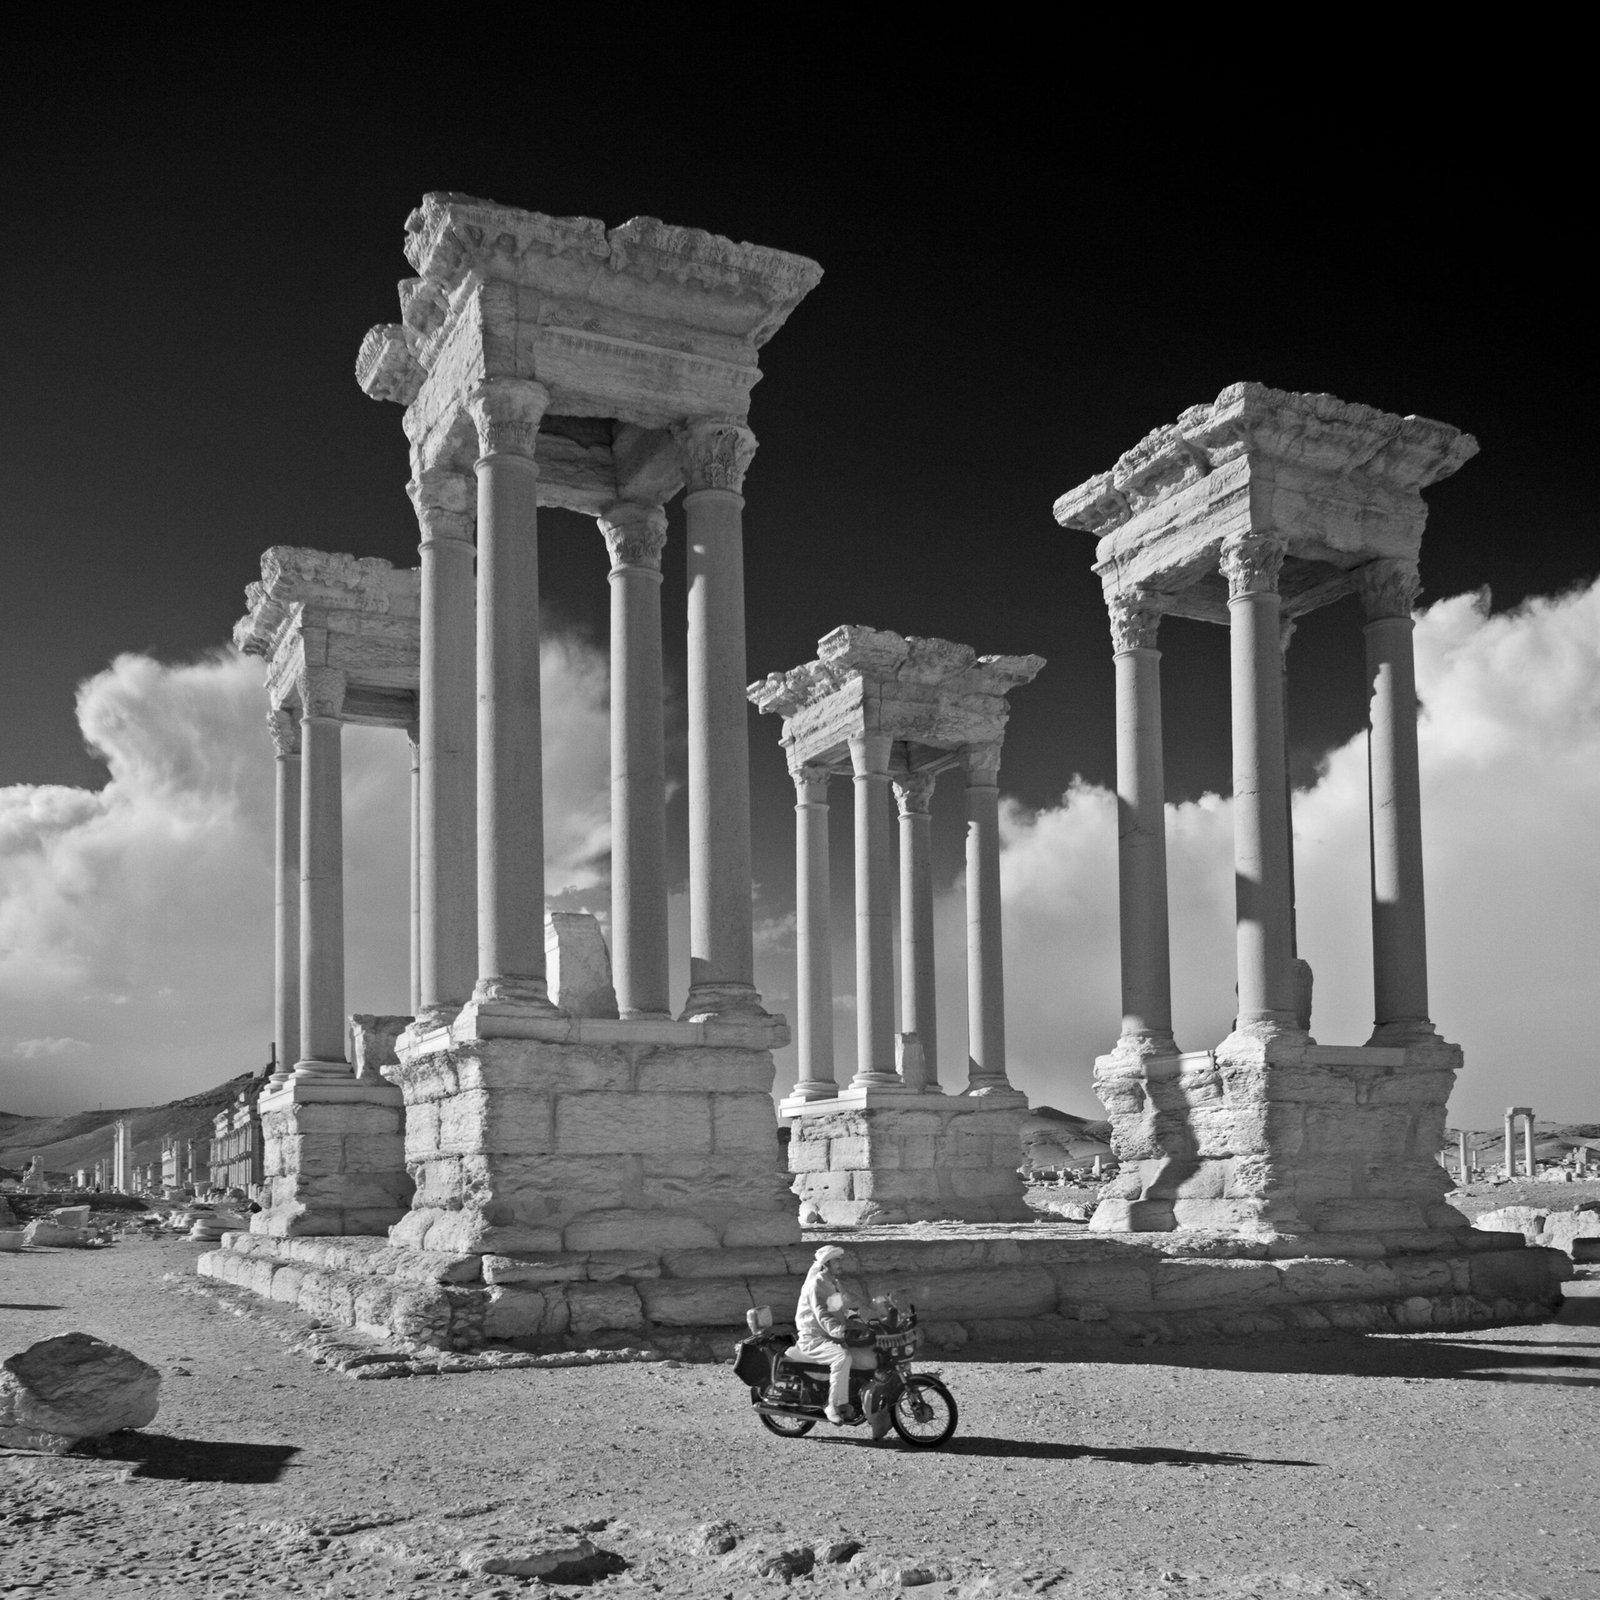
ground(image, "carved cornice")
xmin=893 ymin=770 xmax=938 ymax=817
xmin=467 ymin=378 xmax=550 ymax=460
xmin=1219 ymin=534 xmax=1287 ymax=599
xmin=234 ymin=547 xmax=409 ymax=658
xmin=356 ymin=324 xmax=425 ymax=407
xmin=598 ymin=501 xmax=669 ymax=572
xmin=1107 ymin=590 xmax=1166 ymax=653
xmin=1355 ymin=558 xmax=1422 ymax=621
xmin=267 ymin=707 xmax=301 ymax=759
xmin=298 ymin=667 xmax=346 ymax=721
xmin=675 ymin=419 xmax=757 ymax=494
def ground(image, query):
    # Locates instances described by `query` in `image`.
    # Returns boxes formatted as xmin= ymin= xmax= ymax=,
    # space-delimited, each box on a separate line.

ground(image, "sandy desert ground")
xmin=3 ymin=1232 xmax=1598 ymax=1600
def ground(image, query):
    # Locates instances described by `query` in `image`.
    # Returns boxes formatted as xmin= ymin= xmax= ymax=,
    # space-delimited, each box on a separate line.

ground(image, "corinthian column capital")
xmin=598 ymin=500 xmax=669 ymax=572
xmin=467 ymin=378 xmax=551 ymax=461
xmin=267 ymin=706 xmax=301 ymax=758
xmin=407 ymin=466 xmax=476 ymax=548
xmin=674 ymin=418 xmax=758 ymax=494
xmin=791 ymin=763 xmax=832 ymax=805
xmin=298 ymin=667 xmax=346 ymax=721
xmin=893 ymin=770 xmax=937 ymax=817
xmin=1107 ymin=589 xmax=1166 ymax=653
xmin=1220 ymin=533 xmax=1287 ymax=599
xmin=1355 ymin=558 xmax=1422 ymax=621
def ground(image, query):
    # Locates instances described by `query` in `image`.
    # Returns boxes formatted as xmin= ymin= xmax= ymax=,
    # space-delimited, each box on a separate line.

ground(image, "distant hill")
xmin=0 ymin=1074 xmax=263 ymax=1180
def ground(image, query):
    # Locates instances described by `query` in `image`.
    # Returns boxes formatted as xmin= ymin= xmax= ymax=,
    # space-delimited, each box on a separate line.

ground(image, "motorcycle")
xmin=732 ymin=1301 xmax=958 ymax=1448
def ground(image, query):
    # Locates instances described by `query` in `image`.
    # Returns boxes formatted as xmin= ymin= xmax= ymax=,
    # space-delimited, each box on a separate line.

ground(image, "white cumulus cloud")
xmin=0 ymin=635 xmax=613 ymax=1116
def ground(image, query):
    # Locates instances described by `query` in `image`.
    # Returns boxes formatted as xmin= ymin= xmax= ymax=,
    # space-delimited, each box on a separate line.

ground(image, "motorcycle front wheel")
xmin=759 ymin=1411 xmax=817 ymax=1438
xmin=890 ymin=1376 xmax=958 ymax=1447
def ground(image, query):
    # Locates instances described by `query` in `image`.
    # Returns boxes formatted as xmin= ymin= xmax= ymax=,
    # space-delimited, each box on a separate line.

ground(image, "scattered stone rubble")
xmin=0 ymin=1334 xmax=160 ymax=1451
xmin=1473 ymin=1200 xmax=1600 ymax=1261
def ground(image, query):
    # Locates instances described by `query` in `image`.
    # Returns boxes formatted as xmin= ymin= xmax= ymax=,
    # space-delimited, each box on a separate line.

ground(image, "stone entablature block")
xmin=357 ymin=192 xmax=823 ymax=512
xmin=749 ymin=625 xmax=1044 ymax=777
xmin=1052 ymin=382 xmax=1479 ymax=625
xmin=234 ymin=546 xmax=421 ymax=729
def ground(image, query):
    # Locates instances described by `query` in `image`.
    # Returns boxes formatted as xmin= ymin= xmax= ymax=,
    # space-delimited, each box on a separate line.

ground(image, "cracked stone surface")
xmin=1 ymin=1235 xmax=1597 ymax=1598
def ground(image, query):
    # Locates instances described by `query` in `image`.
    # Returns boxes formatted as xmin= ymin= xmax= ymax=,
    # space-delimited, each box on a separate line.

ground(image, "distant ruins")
xmin=197 ymin=198 xmax=1566 ymax=1352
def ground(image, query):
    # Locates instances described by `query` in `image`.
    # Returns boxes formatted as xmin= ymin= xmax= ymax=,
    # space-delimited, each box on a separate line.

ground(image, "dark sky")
xmin=4 ymin=44 xmax=1591 ymax=906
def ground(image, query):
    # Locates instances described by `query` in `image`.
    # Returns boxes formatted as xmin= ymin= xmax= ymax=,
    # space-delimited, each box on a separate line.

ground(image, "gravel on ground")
xmin=3 ymin=1235 xmax=1597 ymax=1600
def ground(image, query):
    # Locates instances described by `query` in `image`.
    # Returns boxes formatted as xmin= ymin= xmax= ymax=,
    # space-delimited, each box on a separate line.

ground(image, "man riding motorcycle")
xmin=792 ymin=1244 xmax=875 ymax=1424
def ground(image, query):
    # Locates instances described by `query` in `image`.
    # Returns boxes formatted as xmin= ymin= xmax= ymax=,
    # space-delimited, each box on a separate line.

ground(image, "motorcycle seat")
xmin=781 ymin=1346 xmax=831 ymax=1368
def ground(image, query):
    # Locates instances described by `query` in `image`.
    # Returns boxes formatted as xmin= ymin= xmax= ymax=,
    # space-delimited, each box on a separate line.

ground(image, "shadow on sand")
xmin=95 ymin=1432 xmax=300 ymax=1483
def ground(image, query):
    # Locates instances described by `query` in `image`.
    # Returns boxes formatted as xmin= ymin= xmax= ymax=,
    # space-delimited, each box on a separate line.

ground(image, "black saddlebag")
xmin=732 ymin=1330 xmax=789 ymax=1387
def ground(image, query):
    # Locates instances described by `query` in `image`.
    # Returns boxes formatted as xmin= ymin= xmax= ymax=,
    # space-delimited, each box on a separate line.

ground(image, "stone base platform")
xmin=197 ymin=1221 xmax=1568 ymax=1356
xmin=387 ymin=1014 xmax=799 ymax=1256
xmin=787 ymin=1090 xmax=1031 ymax=1226
xmin=255 ymin=1077 xmax=413 ymax=1238
xmin=1092 ymin=1030 xmax=1465 ymax=1234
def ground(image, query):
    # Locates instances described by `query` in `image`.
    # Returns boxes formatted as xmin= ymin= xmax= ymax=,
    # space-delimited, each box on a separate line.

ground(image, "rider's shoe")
xmin=825 ymin=1405 xmax=859 ymax=1425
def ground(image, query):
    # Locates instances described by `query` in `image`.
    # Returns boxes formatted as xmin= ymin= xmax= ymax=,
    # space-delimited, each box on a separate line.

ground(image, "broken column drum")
xmin=750 ymin=625 xmax=1044 ymax=1226
xmin=349 ymin=194 xmax=822 ymax=1255
xmin=234 ymin=547 xmax=421 ymax=1236
xmin=1054 ymin=382 xmax=1479 ymax=1236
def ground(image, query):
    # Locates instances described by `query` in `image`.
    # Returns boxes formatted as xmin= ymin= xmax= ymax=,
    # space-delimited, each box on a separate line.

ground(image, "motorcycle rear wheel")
xmin=890 ymin=1376 xmax=958 ymax=1447
xmin=759 ymin=1411 xmax=817 ymax=1438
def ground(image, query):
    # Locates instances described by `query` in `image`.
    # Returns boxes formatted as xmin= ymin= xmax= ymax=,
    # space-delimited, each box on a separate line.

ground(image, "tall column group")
xmin=785 ymin=743 xmax=1015 ymax=1100
xmin=1099 ymin=547 xmax=1435 ymax=1053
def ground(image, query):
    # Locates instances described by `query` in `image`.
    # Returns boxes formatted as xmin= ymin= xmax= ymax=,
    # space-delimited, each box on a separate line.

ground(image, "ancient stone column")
xmin=599 ymin=501 xmax=671 ymax=1018
xmin=469 ymin=379 xmax=556 ymax=1011
xmin=269 ymin=709 xmax=301 ymax=1085
xmin=791 ymin=763 xmax=837 ymax=1101
xmin=1220 ymin=534 xmax=1299 ymax=1032
xmin=895 ymin=770 xmax=939 ymax=1091
xmin=1358 ymin=559 xmax=1432 ymax=1042
xmin=409 ymin=467 xmax=477 ymax=1017
xmin=1525 ymin=1115 xmax=1537 ymax=1179
xmin=964 ymin=742 xmax=1011 ymax=1091
xmin=851 ymin=732 xmax=899 ymax=1089
xmin=1504 ymin=1108 xmax=1516 ymax=1178
xmin=677 ymin=419 xmax=763 ymax=1017
xmin=1457 ymin=1129 xmax=1470 ymax=1183
xmin=295 ymin=668 xmax=350 ymax=1078
xmin=1108 ymin=592 xmax=1176 ymax=1054
xmin=407 ymin=723 xmax=421 ymax=1016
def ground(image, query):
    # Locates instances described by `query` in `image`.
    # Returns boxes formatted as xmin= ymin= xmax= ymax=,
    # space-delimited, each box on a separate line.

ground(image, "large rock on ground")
xmin=0 ymin=1333 xmax=160 ymax=1447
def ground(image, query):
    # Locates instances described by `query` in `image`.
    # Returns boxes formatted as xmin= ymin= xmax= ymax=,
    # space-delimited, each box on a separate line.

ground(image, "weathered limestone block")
xmin=1472 ymin=1205 xmax=1548 ymax=1242
xmin=546 ymin=912 xmax=619 ymax=1019
xmin=787 ymin=1098 xmax=1030 ymax=1225
xmin=1539 ymin=1208 xmax=1600 ymax=1256
xmin=387 ymin=1034 xmax=796 ymax=1255
xmin=350 ymin=1015 xmax=410 ymax=1082
xmin=1093 ymin=1035 xmax=1466 ymax=1237
xmin=0 ymin=1334 xmax=160 ymax=1448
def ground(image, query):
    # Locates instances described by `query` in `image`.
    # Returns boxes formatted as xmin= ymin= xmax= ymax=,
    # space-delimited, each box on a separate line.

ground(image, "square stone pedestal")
xmin=253 ymin=1077 xmax=413 ymax=1238
xmin=787 ymin=1089 xmax=1032 ymax=1226
xmin=384 ymin=1010 xmax=800 ymax=1256
xmin=1090 ymin=1029 xmax=1467 ymax=1239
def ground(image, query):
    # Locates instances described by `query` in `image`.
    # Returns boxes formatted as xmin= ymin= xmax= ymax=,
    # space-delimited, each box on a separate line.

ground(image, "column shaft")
xmin=896 ymin=773 xmax=938 ymax=1090
xmin=965 ymin=748 xmax=1010 ymax=1090
xmin=851 ymin=733 xmax=898 ymax=1088
xmin=1109 ymin=597 xmax=1175 ymax=1049
xmin=407 ymin=729 xmax=421 ymax=1015
xmin=1525 ymin=1118 xmax=1536 ymax=1178
xmin=792 ymin=765 xmax=837 ymax=1099
xmin=471 ymin=380 xmax=553 ymax=1007
xmin=1223 ymin=537 xmax=1299 ymax=1029
xmin=1504 ymin=1110 xmax=1515 ymax=1178
xmin=271 ymin=718 xmax=301 ymax=1084
xmin=678 ymin=421 xmax=761 ymax=1016
xmin=1364 ymin=600 xmax=1431 ymax=1037
xmin=413 ymin=475 xmax=477 ymax=1014
xmin=602 ymin=505 xmax=671 ymax=1017
xmin=296 ymin=694 xmax=348 ymax=1075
